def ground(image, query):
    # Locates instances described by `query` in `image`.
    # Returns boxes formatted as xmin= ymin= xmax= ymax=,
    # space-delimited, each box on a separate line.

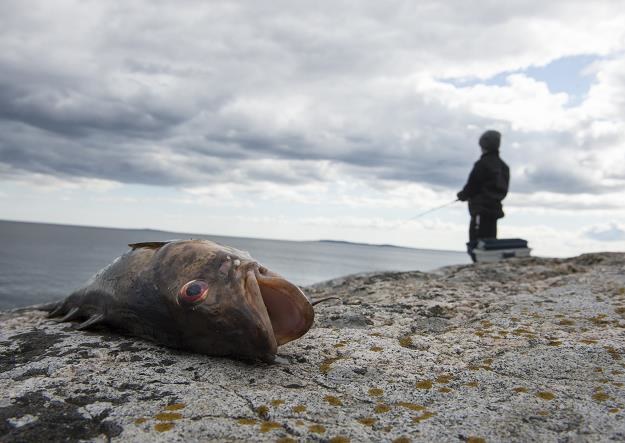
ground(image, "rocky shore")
xmin=1 ymin=253 xmax=624 ymax=442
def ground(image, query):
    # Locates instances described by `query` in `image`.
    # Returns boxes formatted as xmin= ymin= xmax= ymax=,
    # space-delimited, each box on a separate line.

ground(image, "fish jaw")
xmin=251 ymin=267 xmax=315 ymax=346
xmin=241 ymin=269 xmax=279 ymax=359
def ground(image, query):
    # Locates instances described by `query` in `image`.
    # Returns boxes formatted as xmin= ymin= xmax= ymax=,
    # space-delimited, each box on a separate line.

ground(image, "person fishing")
xmin=456 ymin=130 xmax=510 ymax=262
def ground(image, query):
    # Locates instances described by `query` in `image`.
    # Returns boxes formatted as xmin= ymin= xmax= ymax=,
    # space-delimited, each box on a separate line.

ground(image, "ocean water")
xmin=0 ymin=220 xmax=469 ymax=309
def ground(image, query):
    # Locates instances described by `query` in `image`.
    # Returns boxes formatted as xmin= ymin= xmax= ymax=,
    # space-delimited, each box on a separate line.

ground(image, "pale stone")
xmin=1 ymin=253 xmax=624 ymax=442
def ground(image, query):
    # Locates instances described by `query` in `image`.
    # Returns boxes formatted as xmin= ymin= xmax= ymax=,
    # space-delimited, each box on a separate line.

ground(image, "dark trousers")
xmin=467 ymin=214 xmax=498 ymax=262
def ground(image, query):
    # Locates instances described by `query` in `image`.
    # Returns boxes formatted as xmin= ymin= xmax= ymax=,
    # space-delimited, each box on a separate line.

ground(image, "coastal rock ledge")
xmin=2 ymin=253 xmax=625 ymax=442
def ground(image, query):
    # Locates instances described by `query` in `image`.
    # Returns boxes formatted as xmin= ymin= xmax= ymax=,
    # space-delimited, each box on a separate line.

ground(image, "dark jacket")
xmin=457 ymin=134 xmax=510 ymax=218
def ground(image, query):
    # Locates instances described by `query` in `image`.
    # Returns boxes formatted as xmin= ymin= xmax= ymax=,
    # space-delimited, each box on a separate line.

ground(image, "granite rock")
xmin=1 ymin=253 xmax=624 ymax=442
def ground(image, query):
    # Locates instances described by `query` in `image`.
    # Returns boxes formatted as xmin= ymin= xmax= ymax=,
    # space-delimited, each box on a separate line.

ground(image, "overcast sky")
xmin=1 ymin=0 xmax=624 ymax=256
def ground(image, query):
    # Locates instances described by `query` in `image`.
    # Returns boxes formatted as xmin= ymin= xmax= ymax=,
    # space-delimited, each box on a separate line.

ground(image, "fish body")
xmin=45 ymin=240 xmax=314 ymax=362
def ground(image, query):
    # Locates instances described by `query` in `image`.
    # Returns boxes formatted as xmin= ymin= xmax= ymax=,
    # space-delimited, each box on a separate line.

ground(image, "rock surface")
xmin=1 ymin=253 xmax=625 ymax=442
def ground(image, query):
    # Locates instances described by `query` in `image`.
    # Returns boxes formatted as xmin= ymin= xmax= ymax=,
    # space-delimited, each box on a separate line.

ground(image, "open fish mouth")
xmin=246 ymin=266 xmax=314 ymax=347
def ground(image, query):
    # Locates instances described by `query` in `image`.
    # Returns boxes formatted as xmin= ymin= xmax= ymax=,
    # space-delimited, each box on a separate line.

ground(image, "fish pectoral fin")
xmin=128 ymin=241 xmax=173 ymax=250
xmin=54 ymin=307 xmax=80 ymax=323
xmin=75 ymin=313 xmax=105 ymax=330
xmin=47 ymin=302 xmax=66 ymax=318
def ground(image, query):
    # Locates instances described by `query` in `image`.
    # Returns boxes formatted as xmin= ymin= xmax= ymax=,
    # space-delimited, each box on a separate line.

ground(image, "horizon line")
xmin=0 ymin=217 xmax=465 ymax=254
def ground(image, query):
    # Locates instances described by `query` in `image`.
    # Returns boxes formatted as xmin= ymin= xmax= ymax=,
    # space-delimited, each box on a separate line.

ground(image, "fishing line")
xmin=403 ymin=199 xmax=459 ymax=223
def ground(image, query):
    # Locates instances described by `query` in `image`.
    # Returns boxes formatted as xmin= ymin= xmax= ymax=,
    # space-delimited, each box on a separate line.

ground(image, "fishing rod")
xmin=404 ymin=199 xmax=459 ymax=222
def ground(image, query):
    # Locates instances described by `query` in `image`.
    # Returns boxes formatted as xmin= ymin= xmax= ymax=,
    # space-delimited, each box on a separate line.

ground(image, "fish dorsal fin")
xmin=128 ymin=241 xmax=172 ymax=250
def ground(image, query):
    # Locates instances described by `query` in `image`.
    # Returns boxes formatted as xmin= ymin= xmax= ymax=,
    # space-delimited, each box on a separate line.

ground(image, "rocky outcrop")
xmin=1 ymin=253 xmax=624 ymax=442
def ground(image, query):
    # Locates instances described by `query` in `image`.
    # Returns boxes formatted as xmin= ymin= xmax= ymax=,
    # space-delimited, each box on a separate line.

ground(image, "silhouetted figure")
xmin=457 ymin=130 xmax=510 ymax=262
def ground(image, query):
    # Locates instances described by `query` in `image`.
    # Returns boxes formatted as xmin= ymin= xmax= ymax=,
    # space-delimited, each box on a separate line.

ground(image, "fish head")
xmin=150 ymin=240 xmax=314 ymax=361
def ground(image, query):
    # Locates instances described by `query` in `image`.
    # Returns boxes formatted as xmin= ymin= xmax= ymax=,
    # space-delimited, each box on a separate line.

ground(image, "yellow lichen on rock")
xmin=154 ymin=422 xmax=175 ymax=432
xmin=324 ymin=395 xmax=343 ymax=406
xmin=374 ymin=403 xmax=391 ymax=413
xmin=592 ymin=392 xmax=610 ymax=402
xmin=399 ymin=336 xmax=413 ymax=347
xmin=320 ymin=356 xmax=343 ymax=374
xmin=435 ymin=374 xmax=453 ymax=384
xmin=415 ymin=380 xmax=432 ymax=389
xmin=155 ymin=412 xmax=182 ymax=421
xmin=368 ymin=388 xmax=384 ymax=397
xmin=357 ymin=417 xmax=376 ymax=426
xmin=536 ymin=392 xmax=555 ymax=400
xmin=259 ymin=421 xmax=282 ymax=433
xmin=412 ymin=411 xmax=436 ymax=423
xmin=309 ymin=424 xmax=326 ymax=434
xmin=396 ymin=402 xmax=425 ymax=411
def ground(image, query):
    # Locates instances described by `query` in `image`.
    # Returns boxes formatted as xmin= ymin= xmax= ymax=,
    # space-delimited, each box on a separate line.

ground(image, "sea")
xmin=0 ymin=219 xmax=469 ymax=310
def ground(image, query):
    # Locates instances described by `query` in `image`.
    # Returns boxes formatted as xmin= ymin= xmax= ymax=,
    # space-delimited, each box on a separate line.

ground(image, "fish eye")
xmin=178 ymin=280 xmax=210 ymax=306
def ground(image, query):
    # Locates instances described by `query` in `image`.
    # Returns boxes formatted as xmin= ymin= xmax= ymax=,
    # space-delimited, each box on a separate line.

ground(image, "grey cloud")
xmin=517 ymin=166 xmax=600 ymax=195
xmin=0 ymin=120 xmax=216 ymax=186
xmin=0 ymin=82 xmax=186 ymax=138
xmin=0 ymin=0 xmax=624 ymax=198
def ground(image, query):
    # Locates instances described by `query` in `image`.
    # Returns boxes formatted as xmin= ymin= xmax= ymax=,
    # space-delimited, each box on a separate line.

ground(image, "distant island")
xmin=318 ymin=239 xmax=408 ymax=248
xmin=318 ymin=238 xmax=459 ymax=252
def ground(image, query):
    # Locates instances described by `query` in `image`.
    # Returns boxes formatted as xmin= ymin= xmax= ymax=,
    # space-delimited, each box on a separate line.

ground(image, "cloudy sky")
xmin=1 ymin=0 xmax=625 ymax=256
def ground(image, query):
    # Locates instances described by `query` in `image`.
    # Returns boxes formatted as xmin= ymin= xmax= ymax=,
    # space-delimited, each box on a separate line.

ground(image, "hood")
xmin=479 ymin=130 xmax=501 ymax=153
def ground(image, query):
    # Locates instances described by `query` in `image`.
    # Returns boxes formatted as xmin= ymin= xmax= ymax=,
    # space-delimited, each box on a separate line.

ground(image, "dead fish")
xmin=42 ymin=239 xmax=315 ymax=362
